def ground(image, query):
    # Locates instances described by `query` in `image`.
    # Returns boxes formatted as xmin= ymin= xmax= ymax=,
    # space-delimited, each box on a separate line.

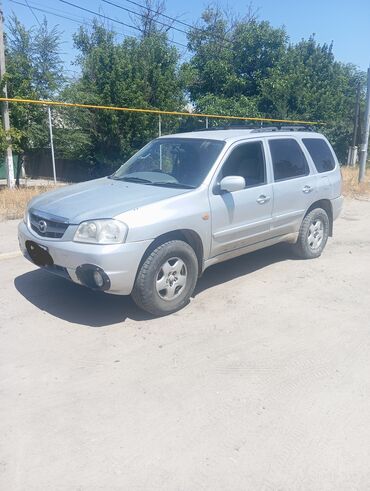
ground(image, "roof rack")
xmin=197 ymin=124 xmax=315 ymax=133
xmin=281 ymin=125 xmax=313 ymax=131
xmin=251 ymin=127 xmax=279 ymax=132
xmin=197 ymin=125 xmax=254 ymax=131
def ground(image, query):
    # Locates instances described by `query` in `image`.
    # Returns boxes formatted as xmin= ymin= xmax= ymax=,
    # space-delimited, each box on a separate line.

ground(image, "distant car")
xmin=19 ymin=128 xmax=343 ymax=316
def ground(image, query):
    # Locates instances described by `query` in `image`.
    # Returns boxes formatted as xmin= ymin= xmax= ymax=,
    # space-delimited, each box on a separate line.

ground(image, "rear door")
xmin=267 ymin=137 xmax=317 ymax=236
xmin=301 ymin=137 xmax=340 ymax=200
xmin=209 ymin=139 xmax=273 ymax=257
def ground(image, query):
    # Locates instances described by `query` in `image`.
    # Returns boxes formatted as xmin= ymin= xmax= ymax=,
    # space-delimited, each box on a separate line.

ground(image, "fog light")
xmin=93 ymin=270 xmax=104 ymax=288
xmin=76 ymin=264 xmax=111 ymax=291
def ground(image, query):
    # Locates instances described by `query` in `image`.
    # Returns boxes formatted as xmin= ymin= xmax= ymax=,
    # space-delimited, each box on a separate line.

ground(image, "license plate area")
xmin=25 ymin=240 xmax=54 ymax=267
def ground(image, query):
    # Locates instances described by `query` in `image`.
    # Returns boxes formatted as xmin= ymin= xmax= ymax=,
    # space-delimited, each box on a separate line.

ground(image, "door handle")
xmin=302 ymin=185 xmax=313 ymax=193
xmin=256 ymin=194 xmax=270 ymax=204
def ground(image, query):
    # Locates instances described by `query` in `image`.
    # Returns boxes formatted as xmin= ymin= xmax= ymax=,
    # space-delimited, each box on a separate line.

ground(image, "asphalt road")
xmin=1 ymin=198 xmax=370 ymax=490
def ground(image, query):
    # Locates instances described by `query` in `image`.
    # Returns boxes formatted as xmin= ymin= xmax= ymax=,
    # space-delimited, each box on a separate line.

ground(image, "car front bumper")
xmin=18 ymin=220 xmax=153 ymax=295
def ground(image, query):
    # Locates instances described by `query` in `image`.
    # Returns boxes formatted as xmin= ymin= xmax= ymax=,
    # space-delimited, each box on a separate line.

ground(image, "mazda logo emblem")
xmin=38 ymin=220 xmax=47 ymax=233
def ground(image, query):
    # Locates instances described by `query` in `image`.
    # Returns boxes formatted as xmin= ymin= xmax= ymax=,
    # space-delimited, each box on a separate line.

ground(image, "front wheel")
xmin=293 ymin=208 xmax=330 ymax=259
xmin=132 ymin=240 xmax=198 ymax=316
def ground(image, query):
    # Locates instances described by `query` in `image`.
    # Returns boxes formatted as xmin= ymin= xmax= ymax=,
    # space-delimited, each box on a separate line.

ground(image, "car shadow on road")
xmin=194 ymin=243 xmax=296 ymax=296
xmin=14 ymin=244 xmax=296 ymax=327
xmin=14 ymin=269 xmax=153 ymax=327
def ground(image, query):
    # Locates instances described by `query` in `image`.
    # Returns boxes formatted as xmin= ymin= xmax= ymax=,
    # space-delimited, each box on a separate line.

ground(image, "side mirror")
xmin=219 ymin=175 xmax=246 ymax=193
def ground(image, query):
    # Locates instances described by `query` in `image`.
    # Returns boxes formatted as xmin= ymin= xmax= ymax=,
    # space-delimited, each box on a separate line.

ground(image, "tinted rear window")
xmin=269 ymin=139 xmax=309 ymax=181
xmin=302 ymin=138 xmax=335 ymax=173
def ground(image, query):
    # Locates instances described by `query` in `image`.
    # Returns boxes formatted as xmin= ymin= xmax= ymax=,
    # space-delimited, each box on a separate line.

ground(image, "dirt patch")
xmin=1 ymin=198 xmax=370 ymax=489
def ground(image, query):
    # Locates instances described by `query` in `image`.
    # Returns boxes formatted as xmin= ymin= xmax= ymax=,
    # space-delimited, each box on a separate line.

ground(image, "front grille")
xmin=29 ymin=210 xmax=69 ymax=238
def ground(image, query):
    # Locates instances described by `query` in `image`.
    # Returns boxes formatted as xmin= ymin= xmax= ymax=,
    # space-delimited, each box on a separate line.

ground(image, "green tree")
xmin=183 ymin=7 xmax=365 ymax=159
xmin=183 ymin=7 xmax=234 ymax=100
xmin=259 ymin=37 xmax=365 ymax=160
xmin=61 ymin=20 xmax=184 ymax=173
xmin=182 ymin=7 xmax=287 ymax=120
xmin=0 ymin=126 xmax=22 ymax=154
xmin=4 ymin=15 xmax=64 ymax=178
xmin=231 ymin=19 xmax=287 ymax=97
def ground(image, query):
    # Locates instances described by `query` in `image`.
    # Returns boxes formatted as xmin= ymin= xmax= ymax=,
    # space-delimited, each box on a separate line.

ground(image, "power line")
xmin=11 ymin=0 xmax=188 ymax=48
xmin=59 ymin=0 xmax=188 ymax=49
xmin=12 ymin=0 xmax=225 ymax=51
xmin=10 ymin=0 xmax=89 ymax=26
xmin=101 ymin=0 xmax=188 ymax=36
xmin=121 ymin=0 xmax=201 ymax=33
xmin=9 ymin=0 xmax=185 ymax=66
xmin=9 ymin=0 xmax=83 ymax=75
xmin=59 ymin=0 xmax=145 ymax=32
xmin=121 ymin=0 xmax=232 ymax=46
xmin=10 ymin=0 xmax=141 ymax=42
xmin=15 ymin=0 xmax=88 ymax=22
xmin=24 ymin=0 xmax=41 ymax=26
xmin=13 ymin=0 xmax=188 ymax=50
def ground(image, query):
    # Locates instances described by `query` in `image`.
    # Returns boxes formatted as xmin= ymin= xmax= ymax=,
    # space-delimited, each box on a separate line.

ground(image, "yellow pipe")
xmin=0 ymin=97 xmax=321 ymax=125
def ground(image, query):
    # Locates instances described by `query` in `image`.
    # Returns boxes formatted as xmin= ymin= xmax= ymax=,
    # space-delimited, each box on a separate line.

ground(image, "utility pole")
xmin=47 ymin=106 xmax=57 ymax=184
xmin=0 ymin=5 xmax=15 ymax=188
xmin=347 ymin=85 xmax=360 ymax=166
xmin=359 ymin=67 xmax=370 ymax=183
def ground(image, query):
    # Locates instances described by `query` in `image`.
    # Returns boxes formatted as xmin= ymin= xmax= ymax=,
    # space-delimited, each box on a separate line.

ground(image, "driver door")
xmin=209 ymin=140 xmax=273 ymax=258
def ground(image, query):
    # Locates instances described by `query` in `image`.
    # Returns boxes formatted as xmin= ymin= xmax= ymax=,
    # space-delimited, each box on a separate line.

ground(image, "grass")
xmin=0 ymin=185 xmax=57 ymax=221
xmin=341 ymin=166 xmax=370 ymax=198
xmin=0 ymin=166 xmax=369 ymax=221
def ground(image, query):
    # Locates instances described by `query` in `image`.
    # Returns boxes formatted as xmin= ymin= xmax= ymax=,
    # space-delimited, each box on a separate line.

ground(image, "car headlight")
xmin=73 ymin=219 xmax=128 ymax=244
xmin=23 ymin=208 xmax=28 ymax=224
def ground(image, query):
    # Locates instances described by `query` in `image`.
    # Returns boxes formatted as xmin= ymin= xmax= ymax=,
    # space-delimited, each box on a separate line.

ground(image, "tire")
xmin=132 ymin=240 xmax=199 ymax=316
xmin=293 ymin=208 xmax=330 ymax=259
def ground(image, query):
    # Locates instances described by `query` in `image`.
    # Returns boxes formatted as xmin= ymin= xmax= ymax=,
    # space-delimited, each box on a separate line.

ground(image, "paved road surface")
xmin=1 ymin=199 xmax=370 ymax=490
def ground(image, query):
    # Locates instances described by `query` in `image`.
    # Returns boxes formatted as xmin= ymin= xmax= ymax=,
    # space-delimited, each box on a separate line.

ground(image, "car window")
xmin=269 ymin=138 xmax=309 ymax=181
xmin=113 ymin=138 xmax=225 ymax=188
xmin=302 ymin=138 xmax=335 ymax=173
xmin=220 ymin=141 xmax=266 ymax=188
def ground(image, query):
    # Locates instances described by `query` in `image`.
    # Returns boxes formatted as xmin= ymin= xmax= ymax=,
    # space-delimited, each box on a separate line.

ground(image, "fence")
xmin=1 ymin=97 xmax=321 ymax=183
xmin=0 ymin=154 xmax=18 ymax=179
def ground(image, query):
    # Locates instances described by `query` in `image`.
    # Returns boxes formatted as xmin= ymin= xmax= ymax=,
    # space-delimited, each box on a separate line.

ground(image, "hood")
xmin=29 ymin=177 xmax=189 ymax=223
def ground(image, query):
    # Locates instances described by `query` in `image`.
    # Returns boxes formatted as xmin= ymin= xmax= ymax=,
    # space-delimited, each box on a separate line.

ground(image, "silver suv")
xmin=19 ymin=128 xmax=343 ymax=316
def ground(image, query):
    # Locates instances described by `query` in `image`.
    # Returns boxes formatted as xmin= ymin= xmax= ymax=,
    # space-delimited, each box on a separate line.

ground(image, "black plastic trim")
xmin=75 ymin=264 xmax=111 ymax=291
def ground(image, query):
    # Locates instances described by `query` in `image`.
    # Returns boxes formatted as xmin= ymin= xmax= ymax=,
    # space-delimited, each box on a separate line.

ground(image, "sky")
xmin=4 ymin=0 xmax=370 ymax=74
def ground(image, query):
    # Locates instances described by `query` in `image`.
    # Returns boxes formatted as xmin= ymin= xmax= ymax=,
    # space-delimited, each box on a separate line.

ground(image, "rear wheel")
xmin=293 ymin=208 xmax=330 ymax=259
xmin=132 ymin=240 xmax=198 ymax=316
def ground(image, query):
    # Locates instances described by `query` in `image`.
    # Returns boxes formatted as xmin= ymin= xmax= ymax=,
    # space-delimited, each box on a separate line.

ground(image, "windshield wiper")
xmin=110 ymin=175 xmax=194 ymax=188
xmin=151 ymin=181 xmax=195 ymax=189
xmin=117 ymin=176 xmax=152 ymax=184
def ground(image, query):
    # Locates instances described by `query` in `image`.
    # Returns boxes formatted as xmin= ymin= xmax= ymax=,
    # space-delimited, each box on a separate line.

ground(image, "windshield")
xmin=112 ymin=138 xmax=225 ymax=188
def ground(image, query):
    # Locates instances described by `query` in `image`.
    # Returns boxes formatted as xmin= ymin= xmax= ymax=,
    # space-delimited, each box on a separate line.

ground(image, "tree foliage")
xmin=2 ymin=5 xmax=367 ymax=169
xmin=58 ymin=20 xmax=184 ymax=171
xmin=183 ymin=8 xmax=288 ymax=116
xmin=184 ymin=9 xmax=365 ymax=160
xmin=4 ymin=15 xmax=64 ymax=155
xmin=259 ymin=37 xmax=365 ymax=159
